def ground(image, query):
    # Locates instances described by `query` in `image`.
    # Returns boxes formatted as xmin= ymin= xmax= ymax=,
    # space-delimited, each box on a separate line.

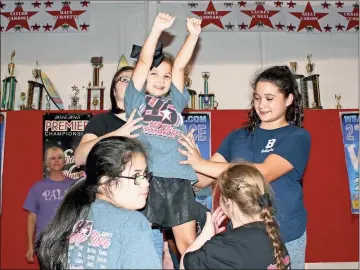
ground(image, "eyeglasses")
xmin=118 ymin=76 xmax=131 ymax=83
xmin=121 ymin=172 xmax=153 ymax=185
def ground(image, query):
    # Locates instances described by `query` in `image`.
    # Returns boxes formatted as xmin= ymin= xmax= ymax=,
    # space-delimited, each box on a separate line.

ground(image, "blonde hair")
xmin=217 ymin=163 xmax=286 ymax=269
xmin=44 ymin=147 xmax=65 ymax=169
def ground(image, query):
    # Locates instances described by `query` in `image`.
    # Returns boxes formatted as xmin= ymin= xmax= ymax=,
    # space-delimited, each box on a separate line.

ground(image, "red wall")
xmin=0 ymin=109 xmax=358 ymax=269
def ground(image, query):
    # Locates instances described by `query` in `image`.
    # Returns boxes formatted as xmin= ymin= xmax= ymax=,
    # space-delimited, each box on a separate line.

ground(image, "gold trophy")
xmin=1 ymin=50 xmax=18 ymax=110
xmin=27 ymin=61 xmax=45 ymax=110
xmin=290 ymin=62 xmax=298 ymax=74
xmin=68 ymin=85 xmax=82 ymax=110
xmin=302 ymin=54 xmax=322 ymax=109
xmin=335 ymin=94 xmax=342 ymax=109
xmin=199 ymin=72 xmax=218 ymax=110
xmin=185 ymin=67 xmax=197 ymax=109
xmin=19 ymin=92 xmax=26 ymax=110
xmin=87 ymin=57 xmax=105 ymax=110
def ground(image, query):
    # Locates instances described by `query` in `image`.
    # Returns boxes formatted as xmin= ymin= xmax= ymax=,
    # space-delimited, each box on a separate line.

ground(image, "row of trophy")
xmin=1 ymin=51 xmax=343 ymax=111
xmin=185 ymin=69 xmax=219 ymax=110
xmin=290 ymin=54 xmax=343 ymax=109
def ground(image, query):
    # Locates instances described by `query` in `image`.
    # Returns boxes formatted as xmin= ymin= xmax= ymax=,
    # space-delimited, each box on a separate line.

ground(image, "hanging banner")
xmin=159 ymin=1 xmax=359 ymax=33
xmin=183 ymin=112 xmax=213 ymax=210
xmin=43 ymin=113 xmax=93 ymax=180
xmin=339 ymin=111 xmax=359 ymax=214
xmin=0 ymin=112 xmax=6 ymax=215
xmin=1 ymin=0 xmax=91 ymax=33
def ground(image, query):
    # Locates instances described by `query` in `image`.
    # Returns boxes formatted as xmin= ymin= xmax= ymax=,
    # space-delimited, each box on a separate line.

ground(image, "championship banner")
xmin=159 ymin=1 xmax=359 ymax=33
xmin=183 ymin=112 xmax=213 ymax=210
xmin=0 ymin=112 xmax=6 ymax=215
xmin=339 ymin=111 xmax=359 ymax=214
xmin=43 ymin=113 xmax=92 ymax=180
xmin=1 ymin=0 xmax=91 ymax=33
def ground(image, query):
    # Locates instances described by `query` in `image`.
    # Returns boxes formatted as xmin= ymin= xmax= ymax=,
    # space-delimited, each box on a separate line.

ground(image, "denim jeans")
xmin=285 ymin=231 xmax=307 ymax=270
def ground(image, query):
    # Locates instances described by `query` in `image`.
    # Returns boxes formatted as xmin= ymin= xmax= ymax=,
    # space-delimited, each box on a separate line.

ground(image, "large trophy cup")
xmin=302 ymin=54 xmax=322 ymax=109
xmin=198 ymin=72 xmax=218 ymax=110
xmin=27 ymin=61 xmax=45 ymax=110
xmin=87 ymin=57 xmax=105 ymax=110
xmin=1 ymin=51 xmax=18 ymax=110
xmin=289 ymin=61 xmax=308 ymax=109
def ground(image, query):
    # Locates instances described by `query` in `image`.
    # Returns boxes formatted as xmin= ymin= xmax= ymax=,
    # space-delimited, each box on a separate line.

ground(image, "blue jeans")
xmin=151 ymin=228 xmax=164 ymax=261
xmin=285 ymin=231 xmax=307 ymax=270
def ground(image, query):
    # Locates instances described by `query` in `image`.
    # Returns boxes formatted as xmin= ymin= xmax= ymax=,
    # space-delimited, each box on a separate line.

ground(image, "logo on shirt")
xmin=261 ymin=139 xmax=276 ymax=153
xmin=139 ymin=95 xmax=183 ymax=139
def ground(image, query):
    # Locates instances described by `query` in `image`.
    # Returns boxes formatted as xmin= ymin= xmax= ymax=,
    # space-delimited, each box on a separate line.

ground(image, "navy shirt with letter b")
xmin=217 ymin=125 xmax=311 ymax=242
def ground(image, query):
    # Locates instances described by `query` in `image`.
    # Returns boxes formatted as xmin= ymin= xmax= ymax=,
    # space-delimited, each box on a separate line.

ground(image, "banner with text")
xmin=1 ymin=0 xmax=91 ymax=33
xmin=339 ymin=111 xmax=359 ymax=214
xmin=183 ymin=112 xmax=212 ymax=210
xmin=159 ymin=1 xmax=359 ymax=33
xmin=43 ymin=113 xmax=92 ymax=180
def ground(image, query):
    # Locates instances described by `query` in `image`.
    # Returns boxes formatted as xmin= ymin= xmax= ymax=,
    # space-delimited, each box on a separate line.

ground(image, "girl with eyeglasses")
xmin=74 ymin=66 xmax=165 ymax=260
xmin=36 ymin=137 xmax=162 ymax=269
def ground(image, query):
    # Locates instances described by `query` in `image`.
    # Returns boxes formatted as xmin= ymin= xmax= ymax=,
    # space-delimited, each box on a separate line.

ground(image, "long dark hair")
xmin=36 ymin=136 xmax=146 ymax=270
xmin=218 ymin=164 xmax=286 ymax=269
xmin=110 ymin=66 xmax=134 ymax=114
xmin=244 ymin=65 xmax=304 ymax=134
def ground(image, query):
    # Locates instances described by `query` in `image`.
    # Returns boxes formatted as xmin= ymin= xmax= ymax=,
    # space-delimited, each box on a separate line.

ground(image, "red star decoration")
xmin=321 ymin=1 xmax=331 ymax=9
xmin=287 ymin=1 xmax=296 ymax=8
xmin=289 ymin=2 xmax=328 ymax=32
xmin=286 ymin=23 xmax=296 ymax=31
xmin=238 ymin=1 xmax=247 ymax=7
xmin=191 ymin=1 xmax=231 ymax=29
xmin=80 ymin=23 xmax=89 ymax=31
xmin=274 ymin=1 xmax=283 ymax=8
xmin=241 ymin=4 xmax=280 ymax=29
xmin=31 ymin=23 xmax=41 ymax=31
xmin=335 ymin=1 xmax=344 ymax=8
xmin=324 ymin=24 xmax=332 ymax=32
xmin=80 ymin=1 xmax=90 ymax=7
xmin=338 ymin=4 xmax=359 ymax=31
xmin=32 ymin=0 xmax=41 ymax=8
xmin=0 ymin=1 xmax=5 ymax=9
xmin=44 ymin=1 xmax=54 ymax=8
xmin=238 ymin=22 xmax=248 ymax=30
xmin=275 ymin=22 xmax=285 ymax=30
xmin=47 ymin=4 xmax=86 ymax=30
xmin=43 ymin=23 xmax=52 ymax=31
xmin=1 ymin=4 xmax=38 ymax=31
xmin=335 ymin=23 xmax=345 ymax=31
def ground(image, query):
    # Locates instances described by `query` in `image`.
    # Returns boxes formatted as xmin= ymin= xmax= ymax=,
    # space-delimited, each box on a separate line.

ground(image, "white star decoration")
xmin=161 ymin=109 xmax=172 ymax=121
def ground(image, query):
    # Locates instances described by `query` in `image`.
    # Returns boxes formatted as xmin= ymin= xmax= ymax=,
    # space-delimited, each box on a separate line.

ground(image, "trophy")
xmin=199 ymin=72 xmax=218 ymax=110
xmin=302 ymin=54 xmax=322 ymax=109
xmin=1 ymin=51 xmax=18 ymax=110
xmin=87 ymin=57 xmax=105 ymax=110
xmin=335 ymin=94 xmax=342 ymax=109
xmin=27 ymin=61 xmax=45 ymax=110
xmin=289 ymin=61 xmax=308 ymax=108
xmin=185 ymin=67 xmax=197 ymax=109
xmin=68 ymin=85 xmax=82 ymax=110
xmin=19 ymin=92 xmax=26 ymax=110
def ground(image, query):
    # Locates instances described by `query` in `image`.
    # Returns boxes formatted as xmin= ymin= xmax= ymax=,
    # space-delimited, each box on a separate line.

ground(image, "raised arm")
xmin=172 ymin=18 xmax=202 ymax=92
xmin=132 ymin=13 xmax=175 ymax=91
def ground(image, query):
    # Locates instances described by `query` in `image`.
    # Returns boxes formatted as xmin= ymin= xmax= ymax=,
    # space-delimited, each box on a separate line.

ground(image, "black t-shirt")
xmin=83 ymin=112 xmax=126 ymax=137
xmin=183 ymin=221 xmax=290 ymax=270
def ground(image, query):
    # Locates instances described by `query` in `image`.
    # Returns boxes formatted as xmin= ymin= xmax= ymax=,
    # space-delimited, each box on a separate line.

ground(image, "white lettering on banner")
xmin=345 ymin=144 xmax=359 ymax=172
xmin=44 ymin=120 xmax=88 ymax=132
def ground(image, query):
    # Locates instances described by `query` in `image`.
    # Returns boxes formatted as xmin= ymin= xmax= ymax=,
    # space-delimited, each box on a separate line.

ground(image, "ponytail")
xmin=36 ymin=177 xmax=97 ymax=270
xmin=260 ymin=207 xmax=286 ymax=269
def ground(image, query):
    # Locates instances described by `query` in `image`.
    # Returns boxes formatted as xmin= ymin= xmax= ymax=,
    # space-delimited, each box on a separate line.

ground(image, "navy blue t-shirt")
xmin=217 ymin=125 xmax=311 ymax=242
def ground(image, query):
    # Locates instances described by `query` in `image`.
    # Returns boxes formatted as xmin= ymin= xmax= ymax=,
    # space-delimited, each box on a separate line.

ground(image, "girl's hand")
xmin=187 ymin=17 xmax=202 ymax=36
xmin=178 ymin=130 xmax=203 ymax=170
xmin=153 ymin=13 xmax=175 ymax=32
